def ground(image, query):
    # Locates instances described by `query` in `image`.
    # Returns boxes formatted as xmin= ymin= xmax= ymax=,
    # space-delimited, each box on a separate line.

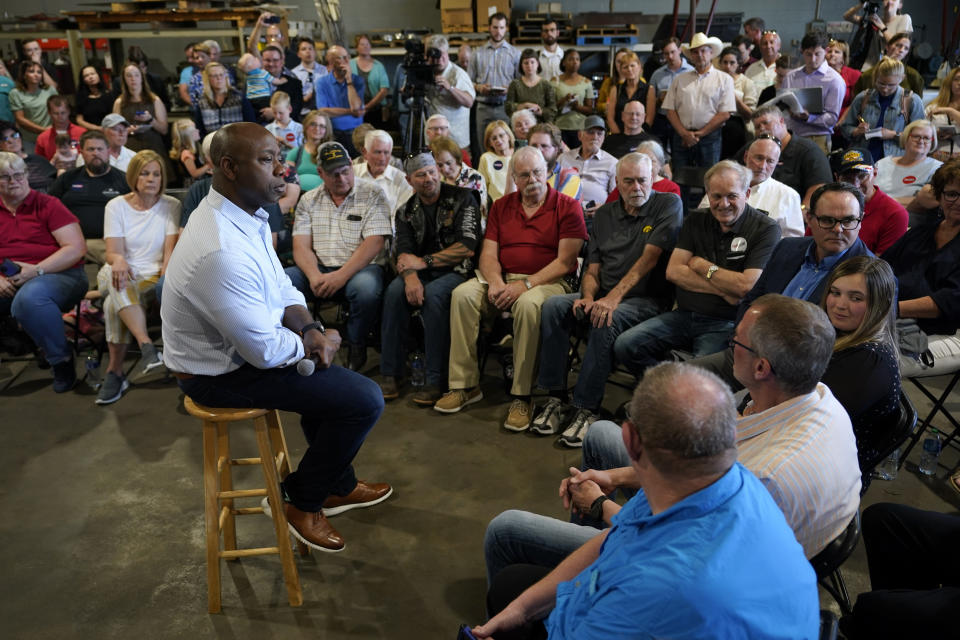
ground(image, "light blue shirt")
xmin=315 ymin=73 xmax=365 ymax=131
xmin=649 ymin=61 xmax=693 ymax=113
xmin=546 ymin=462 xmax=819 ymax=639
xmin=781 ymin=242 xmax=855 ymax=300
xmin=160 ymin=188 xmax=306 ymax=375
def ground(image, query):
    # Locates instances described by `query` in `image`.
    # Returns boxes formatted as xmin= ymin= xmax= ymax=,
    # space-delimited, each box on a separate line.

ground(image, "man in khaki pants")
xmin=435 ymin=146 xmax=587 ymax=430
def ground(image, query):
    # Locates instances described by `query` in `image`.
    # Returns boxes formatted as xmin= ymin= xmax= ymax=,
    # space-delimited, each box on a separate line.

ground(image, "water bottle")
xmin=918 ymin=430 xmax=942 ymax=476
xmin=85 ymin=354 xmax=101 ymax=390
xmin=410 ymin=352 xmax=425 ymax=388
xmin=872 ymin=448 xmax=900 ymax=481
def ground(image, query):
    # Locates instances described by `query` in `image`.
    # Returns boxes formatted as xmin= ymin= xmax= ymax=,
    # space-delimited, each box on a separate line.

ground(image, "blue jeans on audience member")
xmin=671 ymin=128 xmax=722 ymax=169
xmin=0 ymin=267 xmax=88 ymax=365
xmin=483 ymin=419 xmax=631 ymax=584
xmin=613 ymin=310 xmax=733 ymax=379
xmin=154 ymin=274 xmax=165 ymax=306
xmin=285 ymin=263 xmax=384 ymax=346
xmin=178 ymin=362 xmax=384 ymax=512
xmin=380 ymin=270 xmax=466 ymax=387
xmin=538 ymin=293 xmax=663 ymax=411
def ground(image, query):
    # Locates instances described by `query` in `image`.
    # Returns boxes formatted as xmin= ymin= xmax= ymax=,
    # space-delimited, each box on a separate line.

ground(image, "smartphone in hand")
xmin=1 ymin=258 xmax=21 ymax=277
xmin=457 ymin=624 xmax=479 ymax=640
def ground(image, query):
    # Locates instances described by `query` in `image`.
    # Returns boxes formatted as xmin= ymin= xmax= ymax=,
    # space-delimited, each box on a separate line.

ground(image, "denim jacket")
xmin=840 ymin=86 xmax=925 ymax=158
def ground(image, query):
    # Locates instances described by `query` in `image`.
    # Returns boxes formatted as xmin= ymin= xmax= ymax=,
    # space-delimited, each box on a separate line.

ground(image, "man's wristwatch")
xmin=523 ymin=278 xmax=533 ymax=290
xmin=300 ymin=320 xmax=326 ymax=336
xmin=705 ymin=264 xmax=719 ymax=280
xmin=589 ymin=495 xmax=610 ymax=521
xmin=423 ymin=254 xmax=435 ymax=268
xmin=35 ymin=266 xmax=45 ymax=277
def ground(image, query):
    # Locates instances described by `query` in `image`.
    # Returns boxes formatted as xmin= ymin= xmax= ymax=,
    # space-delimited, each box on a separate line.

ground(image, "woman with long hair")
xmin=287 ymin=109 xmax=333 ymax=192
xmin=605 ymin=51 xmax=655 ymax=134
xmin=925 ymin=67 xmax=960 ymax=162
xmin=9 ymin=60 xmax=57 ymax=152
xmin=351 ymin=34 xmax=390 ymax=128
xmin=169 ymin=119 xmax=211 ymax=185
xmin=192 ymin=61 xmax=255 ymax=138
xmin=75 ymin=65 xmax=116 ymax=131
xmin=819 ymin=256 xmax=901 ymax=471
xmin=113 ymin=62 xmax=168 ymax=164
xmin=596 ymin=47 xmax=631 ymax=117
xmin=506 ymin=49 xmax=557 ymax=124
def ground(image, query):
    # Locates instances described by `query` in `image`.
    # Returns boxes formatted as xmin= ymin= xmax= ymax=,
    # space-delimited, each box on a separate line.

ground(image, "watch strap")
xmin=300 ymin=320 xmax=325 ymax=336
xmin=589 ymin=495 xmax=609 ymax=521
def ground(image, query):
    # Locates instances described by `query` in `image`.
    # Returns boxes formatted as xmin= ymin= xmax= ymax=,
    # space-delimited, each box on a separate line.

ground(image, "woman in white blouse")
xmin=875 ymin=119 xmax=942 ymax=210
xmin=96 ymin=149 xmax=180 ymax=405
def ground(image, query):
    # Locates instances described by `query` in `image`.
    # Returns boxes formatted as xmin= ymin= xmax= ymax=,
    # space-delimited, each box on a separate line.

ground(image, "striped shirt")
xmin=737 ymin=383 xmax=862 ymax=558
xmin=557 ymin=146 xmax=617 ymax=207
xmin=468 ymin=40 xmax=520 ymax=102
xmin=292 ymin=179 xmax=392 ymax=267
xmin=160 ymin=188 xmax=306 ymax=375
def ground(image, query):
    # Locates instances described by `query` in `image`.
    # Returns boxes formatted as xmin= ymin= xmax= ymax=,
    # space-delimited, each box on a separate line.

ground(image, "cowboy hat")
xmin=681 ymin=32 xmax=722 ymax=58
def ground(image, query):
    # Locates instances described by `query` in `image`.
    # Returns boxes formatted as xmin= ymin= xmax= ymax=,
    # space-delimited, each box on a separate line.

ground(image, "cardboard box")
xmin=538 ymin=2 xmax=562 ymax=13
xmin=442 ymin=8 xmax=475 ymax=33
xmin=441 ymin=0 xmax=472 ymax=8
xmin=476 ymin=0 xmax=512 ymax=27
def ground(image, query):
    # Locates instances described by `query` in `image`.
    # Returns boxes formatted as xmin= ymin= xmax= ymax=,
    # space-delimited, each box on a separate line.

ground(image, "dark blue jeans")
xmin=670 ymin=128 xmax=722 ymax=169
xmin=178 ymin=362 xmax=384 ymax=512
xmin=613 ymin=309 xmax=733 ymax=378
xmin=380 ymin=270 xmax=466 ymax=387
xmin=0 ymin=267 xmax=88 ymax=365
xmin=285 ymin=263 xmax=384 ymax=346
xmin=538 ymin=293 xmax=663 ymax=411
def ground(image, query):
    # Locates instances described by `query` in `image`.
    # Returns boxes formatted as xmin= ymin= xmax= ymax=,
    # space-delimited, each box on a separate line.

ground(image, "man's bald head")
xmin=211 ymin=122 xmax=285 ymax=214
xmin=210 ymin=122 xmax=267 ymax=167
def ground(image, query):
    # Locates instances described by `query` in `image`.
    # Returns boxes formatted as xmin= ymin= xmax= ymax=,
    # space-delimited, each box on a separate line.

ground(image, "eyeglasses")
xmin=813 ymin=215 xmax=862 ymax=230
xmin=0 ymin=132 xmax=21 ymax=142
xmin=729 ymin=338 xmax=776 ymax=373
xmin=755 ymin=133 xmax=781 ymax=147
xmin=0 ymin=172 xmax=26 ymax=183
xmin=908 ymin=134 xmax=932 ymax=143
xmin=942 ymin=190 xmax=960 ymax=203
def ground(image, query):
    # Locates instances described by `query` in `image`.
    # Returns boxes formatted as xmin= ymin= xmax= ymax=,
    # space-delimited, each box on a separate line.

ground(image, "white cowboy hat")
xmin=681 ymin=32 xmax=723 ymax=58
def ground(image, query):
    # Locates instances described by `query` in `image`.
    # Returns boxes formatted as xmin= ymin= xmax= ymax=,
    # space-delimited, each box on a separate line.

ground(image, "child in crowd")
xmin=477 ymin=120 xmax=515 ymax=204
xmin=265 ymin=91 xmax=303 ymax=150
xmin=237 ymin=52 xmax=286 ymax=113
xmin=170 ymin=119 xmax=211 ymax=183
xmin=51 ymin=133 xmax=77 ymax=175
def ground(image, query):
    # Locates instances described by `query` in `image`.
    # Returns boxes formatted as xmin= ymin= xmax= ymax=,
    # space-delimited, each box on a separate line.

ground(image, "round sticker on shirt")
xmin=286 ymin=132 xmax=296 ymax=143
xmin=730 ymin=237 xmax=748 ymax=253
xmin=902 ymin=175 xmax=916 ymax=184
xmin=493 ymin=160 xmax=504 ymax=170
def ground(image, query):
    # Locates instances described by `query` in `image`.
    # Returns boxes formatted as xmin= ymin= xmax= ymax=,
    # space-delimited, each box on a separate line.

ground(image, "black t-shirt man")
xmin=47 ymin=166 xmax=130 ymax=239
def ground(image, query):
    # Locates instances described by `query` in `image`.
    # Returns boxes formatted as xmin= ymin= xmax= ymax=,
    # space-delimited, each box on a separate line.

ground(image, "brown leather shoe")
xmin=283 ymin=502 xmax=346 ymax=553
xmin=322 ymin=480 xmax=393 ymax=516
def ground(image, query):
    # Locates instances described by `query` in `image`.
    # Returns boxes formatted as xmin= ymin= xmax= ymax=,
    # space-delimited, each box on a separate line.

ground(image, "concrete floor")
xmin=1 ymin=348 xmax=958 ymax=639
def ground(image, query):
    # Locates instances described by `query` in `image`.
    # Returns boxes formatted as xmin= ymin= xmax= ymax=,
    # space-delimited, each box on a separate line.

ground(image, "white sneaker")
xmin=557 ymin=409 xmax=596 ymax=448
xmin=530 ymin=398 xmax=567 ymax=435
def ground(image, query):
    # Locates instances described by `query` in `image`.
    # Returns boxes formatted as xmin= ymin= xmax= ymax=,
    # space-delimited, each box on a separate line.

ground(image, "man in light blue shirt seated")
xmin=161 ymin=122 xmax=392 ymax=553
xmin=471 ymin=362 xmax=819 ymax=640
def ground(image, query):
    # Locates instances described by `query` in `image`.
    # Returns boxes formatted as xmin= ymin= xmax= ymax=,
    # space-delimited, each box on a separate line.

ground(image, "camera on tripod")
xmin=402 ymin=39 xmax=442 ymax=93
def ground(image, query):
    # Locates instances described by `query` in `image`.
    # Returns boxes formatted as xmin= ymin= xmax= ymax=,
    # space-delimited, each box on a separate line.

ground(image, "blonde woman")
xmin=925 ymin=67 xmax=960 ymax=161
xmin=477 ymin=120 xmax=514 ymax=203
xmin=193 ymin=61 xmax=256 ymax=137
xmin=96 ymin=150 xmax=180 ymax=405
xmin=169 ymin=119 xmax=211 ymax=183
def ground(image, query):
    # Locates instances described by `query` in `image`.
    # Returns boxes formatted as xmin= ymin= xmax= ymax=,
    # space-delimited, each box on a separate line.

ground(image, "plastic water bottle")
xmin=410 ymin=352 xmax=425 ymax=387
xmin=85 ymin=354 xmax=101 ymax=390
xmin=873 ymin=448 xmax=900 ymax=481
xmin=918 ymin=430 xmax=942 ymax=476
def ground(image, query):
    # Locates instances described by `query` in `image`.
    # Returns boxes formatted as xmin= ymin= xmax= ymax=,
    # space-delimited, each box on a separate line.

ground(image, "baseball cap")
xmin=835 ymin=147 xmax=874 ymax=175
xmin=101 ymin=113 xmax=129 ymax=128
xmin=318 ymin=141 xmax=352 ymax=172
xmin=582 ymin=115 xmax=605 ymax=131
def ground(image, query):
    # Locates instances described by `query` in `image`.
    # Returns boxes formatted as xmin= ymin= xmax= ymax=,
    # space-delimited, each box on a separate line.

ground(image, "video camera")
xmin=402 ymin=38 xmax=442 ymax=92
xmin=862 ymin=2 xmax=881 ymax=18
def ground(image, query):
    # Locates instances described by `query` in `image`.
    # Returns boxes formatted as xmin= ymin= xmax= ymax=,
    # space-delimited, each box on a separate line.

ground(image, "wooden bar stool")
xmin=184 ymin=397 xmax=309 ymax=613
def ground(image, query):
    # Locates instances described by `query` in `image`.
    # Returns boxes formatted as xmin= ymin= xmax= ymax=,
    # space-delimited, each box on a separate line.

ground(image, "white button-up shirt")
xmin=161 ymin=188 xmax=306 ymax=375
xmin=557 ymin=146 xmax=617 ymax=207
xmin=662 ymin=66 xmax=736 ymax=131
xmin=538 ymin=45 xmax=564 ymax=81
xmin=745 ymin=59 xmax=777 ymax=93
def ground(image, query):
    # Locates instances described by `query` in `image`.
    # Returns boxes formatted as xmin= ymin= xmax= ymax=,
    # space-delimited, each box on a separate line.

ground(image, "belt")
xmin=172 ymin=371 xmax=196 ymax=380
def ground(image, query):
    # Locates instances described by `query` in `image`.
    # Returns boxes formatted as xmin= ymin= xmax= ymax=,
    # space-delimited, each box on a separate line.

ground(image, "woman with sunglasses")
xmin=881 ymin=161 xmax=960 ymax=379
xmin=818 ymin=256 xmax=900 ymax=481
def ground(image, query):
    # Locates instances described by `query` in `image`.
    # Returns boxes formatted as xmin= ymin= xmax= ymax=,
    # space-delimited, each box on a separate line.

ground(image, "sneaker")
xmin=503 ymin=398 xmax=532 ymax=432
xmin=51 ymin=358 xmax=77 ymax=393
xmin=530 ymin=397 xmax=566 ymax=435
xmin=95 ymin=371 xmax=130 ymax=405
xmin=557 ymin=409 xmax=596 ymax=448
xmin=379 ymin=375 xmax=400 ymax=400
xmin=135 ymin=342 xmax=164 ymax=376
xmin=412 ymin=384 xmax=443 ymax=406
xmin=433 ymin=387 xmax=483 ymax=413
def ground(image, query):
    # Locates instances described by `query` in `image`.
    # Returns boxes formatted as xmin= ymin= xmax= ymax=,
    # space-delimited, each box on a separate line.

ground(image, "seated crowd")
xmin=2 ymin=4 xmax=960 ymax=636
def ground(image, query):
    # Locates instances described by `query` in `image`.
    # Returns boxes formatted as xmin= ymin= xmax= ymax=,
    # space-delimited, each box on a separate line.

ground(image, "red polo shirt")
xmin=0 ymin=190 xmax=83 ymax=267
xmin=485 ymin=186 xmax=587 ymax=275
xmin=860 ymin=187 xmax=908 ymax=255
xmin=34 ymin=123 xmax=87 ymax=161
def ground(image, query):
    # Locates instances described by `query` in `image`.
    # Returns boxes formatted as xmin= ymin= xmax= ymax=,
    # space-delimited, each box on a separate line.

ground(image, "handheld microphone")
xmin=296 ymin=356 xmax=318 ymax=376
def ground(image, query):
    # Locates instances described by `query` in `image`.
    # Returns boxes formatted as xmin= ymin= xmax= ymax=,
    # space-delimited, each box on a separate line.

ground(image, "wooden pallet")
xmin=576 ymin=34 xmax=638 ymax=46
xmin=524 ymin=12 xmax=572 ymax=20
xmin=109 ymin=0 xmax=227 ymax=10
xmin=575 ymin=25 xmax=638 ymax=36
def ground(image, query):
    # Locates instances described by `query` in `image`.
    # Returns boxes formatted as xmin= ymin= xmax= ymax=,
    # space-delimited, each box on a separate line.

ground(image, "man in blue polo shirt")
xmin=315 ymin=45 xmax=365 ymax=156
xmin=472 ymin=362 xmax=819 ymax=640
